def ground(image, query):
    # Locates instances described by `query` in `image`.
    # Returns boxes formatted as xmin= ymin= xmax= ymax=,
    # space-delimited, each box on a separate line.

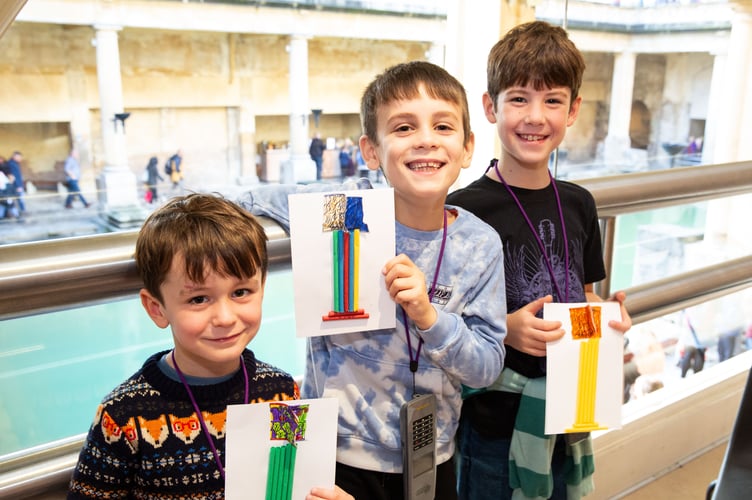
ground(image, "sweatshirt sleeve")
xmin=417 ymin=222 xmax=507 ymax=389
xmin=236 ymin=178 xmax=373 ymax=234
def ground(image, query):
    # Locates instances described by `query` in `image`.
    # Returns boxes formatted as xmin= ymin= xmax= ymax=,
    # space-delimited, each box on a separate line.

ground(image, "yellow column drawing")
xmin=567 ymin=305 xmax=608 ymax=432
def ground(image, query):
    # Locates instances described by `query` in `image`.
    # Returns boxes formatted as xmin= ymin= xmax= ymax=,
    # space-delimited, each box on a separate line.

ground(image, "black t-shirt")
xmin=447 ymin=168 xmax=606 ymax=379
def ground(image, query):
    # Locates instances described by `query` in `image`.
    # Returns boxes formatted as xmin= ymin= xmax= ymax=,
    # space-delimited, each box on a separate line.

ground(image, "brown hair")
xmin=135 ymin=193 xmax=268 ymax=302
xmin=487 ymin=21 xmax=585 ymax=109
xmin=360 ymin=60 xmax=471 ymax=146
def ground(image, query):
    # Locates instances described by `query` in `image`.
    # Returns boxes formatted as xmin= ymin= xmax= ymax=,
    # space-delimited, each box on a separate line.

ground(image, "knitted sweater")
xmin=68 ymin=349 xmax=298 ymax=500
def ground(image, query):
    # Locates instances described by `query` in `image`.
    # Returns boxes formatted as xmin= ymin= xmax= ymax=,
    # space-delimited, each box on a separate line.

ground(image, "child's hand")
xmin=607 ymin=290 xmax=632 ymax=334
xmin=383 ymin=253 xmax=437 ymax=330
xmin=505 ymin=295 xmax=564 ymax=357
xmin=307 ymin=486 xmax=355 ymax=500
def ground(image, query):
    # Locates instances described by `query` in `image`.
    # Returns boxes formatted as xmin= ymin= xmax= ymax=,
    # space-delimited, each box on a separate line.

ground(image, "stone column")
xmin=426 ymin=42 xmax=445 ymax=66
xmin=93 ymin=25 xmax=143 ymax=224
xmin=237 ymin=98 xmax=259 ymax=184
xmin=704 ymin=0 xmax=752 ymax=249
xmin=701 ymin=51 xmax=726 ymax=164
xmin=711 ymin=0 xmax=752 ymax=163
xmin=602 ymin=51 xmax=636 ymax=167
xmin=444 ymin=0 xmax=503 ymax=189
xmin=66 ymin=68 xmax=94 ymax=190
xmin=282 ymin=34 xmax=316 ymax=184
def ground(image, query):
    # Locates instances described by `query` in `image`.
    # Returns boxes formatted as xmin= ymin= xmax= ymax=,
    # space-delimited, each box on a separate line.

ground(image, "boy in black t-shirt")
xmin=447 ymin=21 xmax=632 ymax=499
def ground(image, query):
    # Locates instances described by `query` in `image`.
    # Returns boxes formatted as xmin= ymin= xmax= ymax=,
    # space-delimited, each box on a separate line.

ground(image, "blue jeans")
xmin=14 ymin=188 xmax=25 ymax=213
xmin=312 ymin=155 xmax=323 ymax=180
xmin=65 ymin=179 xmax=88 ymax=207
xmin=456 ymin=418 xmax=568 ymax=500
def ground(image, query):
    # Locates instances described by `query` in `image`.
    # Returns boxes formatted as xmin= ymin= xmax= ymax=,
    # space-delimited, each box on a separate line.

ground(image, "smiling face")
xmin=140 ymin=255 xmax=265 ymax=378
xmin=360 ymin=85 xmax=474 ymax=225
xmin=484 ymin=84 xmax=580 ymax=175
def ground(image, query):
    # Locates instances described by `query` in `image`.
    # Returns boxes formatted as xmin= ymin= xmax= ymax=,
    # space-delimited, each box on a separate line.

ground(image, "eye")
xmin=436 ymin=123 xmax=455 ymax=132
xmin=394 ymin=124 xmax=413 ymax=133
xmin=189 ymin=295 xmax=209 ymax=305
xmin=232 ymin=288 xmax=252 ymax=299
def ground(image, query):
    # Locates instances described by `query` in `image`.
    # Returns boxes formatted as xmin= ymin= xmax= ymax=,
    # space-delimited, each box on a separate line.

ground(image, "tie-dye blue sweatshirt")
xmin=303 ymin=207 xmax=506 ymax=472
xmin=238 ymin=183 xmax=507 ymax=473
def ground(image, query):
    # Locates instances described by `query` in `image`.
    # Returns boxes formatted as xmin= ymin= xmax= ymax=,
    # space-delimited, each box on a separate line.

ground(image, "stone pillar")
xmin=445 ymin=0 xmax=504 ymax=189
xmin=603 ymin=51 xmax=636 ymax=167
xmin=66 ymin=68 xmax=94 ymax=190
xmin=282 ymin=34 xmax=316 ymax=184
xmin=701 ymin=51 xmax=726 ymax=164
xmin=237 ymin=99 xmax=259 ymax=184
xmin=426 ymin=42 xmax=445 ymax=66
xmin=704 ymin=0 xmax=752 ymax=249
xmin=711 ymin=0 xmax=752 ymax=163
xmin=93 ymin=25 xmax=143 ymax=225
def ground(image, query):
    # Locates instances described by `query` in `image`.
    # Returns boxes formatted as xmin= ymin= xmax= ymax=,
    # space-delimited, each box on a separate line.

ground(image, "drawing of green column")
xmin=265 ymin=403 xmax=309 ymax=500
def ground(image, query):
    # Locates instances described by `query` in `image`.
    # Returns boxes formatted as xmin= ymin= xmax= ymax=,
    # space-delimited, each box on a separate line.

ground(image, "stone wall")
xmin=0 ymin=22 xmax=429 ymax=187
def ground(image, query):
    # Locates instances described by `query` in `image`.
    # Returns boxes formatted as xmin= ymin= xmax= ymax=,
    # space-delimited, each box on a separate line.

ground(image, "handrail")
xmin=1 ymin=161 xmax=750 ymax=321
xmin=1 ymin=162 xmax=751 ymax=498
xmin=0 ymin=215 xmax=290 ymax=321
xmin=0 ymin=435 xmax=83 ymax=499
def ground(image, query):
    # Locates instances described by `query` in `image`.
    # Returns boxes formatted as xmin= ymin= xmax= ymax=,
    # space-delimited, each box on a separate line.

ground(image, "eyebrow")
xmin=385 ymin=109 xmax=461 ymax=124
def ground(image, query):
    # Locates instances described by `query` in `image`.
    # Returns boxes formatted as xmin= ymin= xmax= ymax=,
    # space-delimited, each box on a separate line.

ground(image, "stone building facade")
xmin=0 ymin=0 xmax=745 ymax=195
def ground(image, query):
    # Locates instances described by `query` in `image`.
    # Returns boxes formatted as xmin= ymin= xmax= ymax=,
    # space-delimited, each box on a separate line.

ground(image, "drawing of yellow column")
xmin=567 ymin=305 xmax=608 ymax=432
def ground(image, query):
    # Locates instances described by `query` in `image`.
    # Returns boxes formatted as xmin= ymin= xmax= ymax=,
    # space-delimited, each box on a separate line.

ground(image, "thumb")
xmin=525 ymin=295 xmax=554 ymax=315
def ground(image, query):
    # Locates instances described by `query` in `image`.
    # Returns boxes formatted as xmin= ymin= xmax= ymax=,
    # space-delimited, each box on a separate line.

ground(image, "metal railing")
xmin=1 ymin=160 xmax=751 ymax=497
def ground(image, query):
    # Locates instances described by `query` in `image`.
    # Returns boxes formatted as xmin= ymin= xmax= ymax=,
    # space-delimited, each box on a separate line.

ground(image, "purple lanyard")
xmin=172 ymin=351 xmax=249 ymax=479
xmin=401 ymin=209 xmax=448 ymax=393
xmin=491 ymin=159 xmax=570 ymax=303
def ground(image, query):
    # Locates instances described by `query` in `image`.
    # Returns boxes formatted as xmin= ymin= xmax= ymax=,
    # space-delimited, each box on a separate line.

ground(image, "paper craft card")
xmin=544 ymin=301 xmax=623 ymax=434
xmin=288 ymin=188 xmax=396 ymax=337
xmin=225 ymin=398 xmax=338 ymax=500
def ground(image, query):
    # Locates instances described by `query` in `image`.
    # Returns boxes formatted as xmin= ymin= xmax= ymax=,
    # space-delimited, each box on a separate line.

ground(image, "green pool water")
xmin=0 ymin=268 xmax=303 ymax=456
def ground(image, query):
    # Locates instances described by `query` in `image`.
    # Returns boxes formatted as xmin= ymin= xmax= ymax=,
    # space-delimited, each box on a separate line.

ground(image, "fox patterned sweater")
xmin=68 ymin=349 xmax=298 ymax=500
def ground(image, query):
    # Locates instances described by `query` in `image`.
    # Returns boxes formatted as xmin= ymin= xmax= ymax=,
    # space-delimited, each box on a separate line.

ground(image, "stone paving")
xmin=0 ymin=189 xmax=109 ymax=245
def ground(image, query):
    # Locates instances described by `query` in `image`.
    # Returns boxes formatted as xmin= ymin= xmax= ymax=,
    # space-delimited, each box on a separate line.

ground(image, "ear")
xmin=461 ymin=131 xmax=475 ymax=170
xmin=482 ymin=92 xmax=497 ymax=124
xmin=140 ymin=288 xmax=170 ymax=329
xmin=358 ymin=134 xmax=381 ymax=172
xmin=567 ymin=95 xmax=582 ymax=127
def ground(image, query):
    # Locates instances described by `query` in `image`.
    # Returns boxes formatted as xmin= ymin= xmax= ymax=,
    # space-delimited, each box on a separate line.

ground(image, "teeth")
xmin=521 ymin=134 xmax=545 ymax=141
xmin=409 ymin=161 xmax=441 ymax=170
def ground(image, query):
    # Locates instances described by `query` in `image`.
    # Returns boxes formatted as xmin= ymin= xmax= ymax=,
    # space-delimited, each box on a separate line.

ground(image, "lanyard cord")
xmin=401 ymin=208 xmax=448 ymax=396
xmin=171 ymin=351 xmax=249 ymax=479
xmin=491 ymin=159 xmax=570 ymax=303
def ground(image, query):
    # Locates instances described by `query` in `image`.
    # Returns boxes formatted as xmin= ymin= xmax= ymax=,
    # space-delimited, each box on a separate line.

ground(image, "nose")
xmin=212 ymin=299 xmax=236 ymax=327
xmin=524 ymin=102 xmax=544 ymax=125
xmin=415 ymin=125 xmax=439 ymax=149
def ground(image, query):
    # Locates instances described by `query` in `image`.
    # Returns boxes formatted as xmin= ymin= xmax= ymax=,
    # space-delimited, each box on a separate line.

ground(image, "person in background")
xmin=144 ymin=156 xmax=163 ymax=204
xmin=6 ymin=151 xmax=26 ymax=216
xmin=165 ymin=149 xmax=183 ymax=192
xmin=68 ymin=193 xmax=352 ymax=500
xmin=0 ymin=158 xmax=18 ymax=219
xmin=63 ymin=147 xmax=90 ymax=209
xmin=447 ymin=21 xmax=632 ymax=499
xmin=309 ymin=132 xmax=326 ymax=180
xmin=745 ymin=323 xmax=752 ymax=351
xmin=338 ymin=138 xmax=355 ymax=180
